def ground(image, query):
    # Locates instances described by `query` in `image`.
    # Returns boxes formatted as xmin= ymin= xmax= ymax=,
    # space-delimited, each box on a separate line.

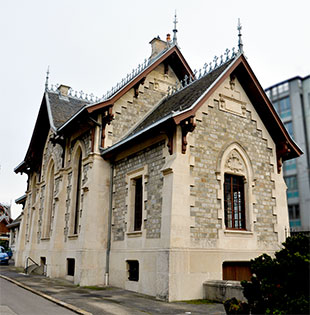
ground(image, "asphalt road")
xmin=0 ymin=277 xmax=76 ymax=315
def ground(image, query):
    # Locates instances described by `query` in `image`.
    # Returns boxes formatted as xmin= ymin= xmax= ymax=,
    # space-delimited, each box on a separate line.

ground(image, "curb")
xmin=0 ymin=275 xmax=92 ymax=315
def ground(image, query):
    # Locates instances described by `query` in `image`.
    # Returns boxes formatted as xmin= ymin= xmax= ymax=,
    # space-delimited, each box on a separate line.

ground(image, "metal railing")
xmin=25 ymin=256 xmax=39 ymax=274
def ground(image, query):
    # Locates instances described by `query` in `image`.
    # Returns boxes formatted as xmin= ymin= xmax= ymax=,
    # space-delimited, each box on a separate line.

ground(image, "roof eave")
xmin=14 ymin=161 xmax=27 ymax=174
xmin=15 ymin=194 xmax=27 ymax=204
xmin=45 ymin=92 xmax=57 ymax=132
xmin=172 ymin=54 xmax=302 ymax=159
xmin=101 ymin=114 xmax=173 ymax=159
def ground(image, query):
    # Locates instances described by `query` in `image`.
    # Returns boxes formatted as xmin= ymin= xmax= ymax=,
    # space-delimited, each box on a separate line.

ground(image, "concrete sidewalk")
xmin=0 ymin=264 xmax=226 ymax=315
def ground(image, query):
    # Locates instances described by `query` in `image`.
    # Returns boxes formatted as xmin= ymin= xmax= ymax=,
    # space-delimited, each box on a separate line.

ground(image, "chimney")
xmin=57 ymin=84 xmax=71 ymax=97
xmin=149 ymin=36 xmax=168 ymax=60
xmin=166 ymin=33 xmax=171 ymax=42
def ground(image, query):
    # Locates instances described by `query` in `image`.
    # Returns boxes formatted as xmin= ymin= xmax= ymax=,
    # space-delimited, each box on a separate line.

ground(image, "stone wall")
xmin=106 ymin=64 xmax=178 ymax=146
xmin=189 ymin=76 xmax=278 ymax=248
xmin=112 ymin=141 xmax=165 ymax=241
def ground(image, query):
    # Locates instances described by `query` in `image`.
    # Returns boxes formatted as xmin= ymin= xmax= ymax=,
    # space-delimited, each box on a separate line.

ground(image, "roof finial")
xmin=45 ymin=66 xmax=50 ymax=91
xmin=237 ymin=18 xmax=243 ymax=54
xmin=173 ymin=10 xmax=178 ymax=45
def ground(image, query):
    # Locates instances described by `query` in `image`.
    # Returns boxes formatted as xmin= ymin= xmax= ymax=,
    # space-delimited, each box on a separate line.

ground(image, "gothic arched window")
xmin=43 ymin=162 xmax=54 ymax=238
xmin=70 ymin=147 xmax=83 ymax=235
xmin=217 ymin=142 xmax=255 ymax=232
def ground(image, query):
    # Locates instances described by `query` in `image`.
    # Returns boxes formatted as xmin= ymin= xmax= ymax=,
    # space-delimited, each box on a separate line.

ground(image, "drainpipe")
xmin=105 ymin=163 xmax=114 ymax=286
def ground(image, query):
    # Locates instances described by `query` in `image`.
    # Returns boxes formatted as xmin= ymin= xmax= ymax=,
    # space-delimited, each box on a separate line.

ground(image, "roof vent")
xmin=57 ymin=84 xmax=71 ymax=97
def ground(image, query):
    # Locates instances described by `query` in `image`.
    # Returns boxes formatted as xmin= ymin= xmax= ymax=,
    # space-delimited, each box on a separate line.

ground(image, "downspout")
xmin=105 ymin=162 xmax=114 ymax=286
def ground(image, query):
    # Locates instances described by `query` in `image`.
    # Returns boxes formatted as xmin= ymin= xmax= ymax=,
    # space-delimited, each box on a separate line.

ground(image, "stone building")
xmin=14 ymin=26 xmax=302 ymax=301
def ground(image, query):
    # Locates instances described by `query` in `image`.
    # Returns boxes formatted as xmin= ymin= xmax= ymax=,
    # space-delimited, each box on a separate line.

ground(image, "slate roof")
xmin=127 ymin=59 xmax=234 ymax=138
xmin=47 ymin=91 xmax=89 ymax=129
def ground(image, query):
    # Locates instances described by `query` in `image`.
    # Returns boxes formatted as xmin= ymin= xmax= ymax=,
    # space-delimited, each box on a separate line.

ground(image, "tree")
xmin=241 ymin=234 xmax=310 ymax=314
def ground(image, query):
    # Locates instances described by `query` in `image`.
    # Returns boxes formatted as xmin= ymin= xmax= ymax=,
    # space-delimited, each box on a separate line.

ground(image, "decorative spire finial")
xmin=45 ymin=66 xmax=50 ymax=91
xmin=173 ymin=10 xmax=178 ymax=45
xmin=237 ymin=18 xmax=243 ymax=54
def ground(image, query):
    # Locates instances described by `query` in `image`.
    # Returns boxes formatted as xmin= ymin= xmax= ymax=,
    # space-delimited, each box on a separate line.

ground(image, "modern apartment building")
xmin=265 ymin=75 xmax=310 ymax=233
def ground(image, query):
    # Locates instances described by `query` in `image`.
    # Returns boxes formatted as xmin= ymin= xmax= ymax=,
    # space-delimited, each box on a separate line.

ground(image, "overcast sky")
xmin=1 ymin=0 xmax=309 ymax=219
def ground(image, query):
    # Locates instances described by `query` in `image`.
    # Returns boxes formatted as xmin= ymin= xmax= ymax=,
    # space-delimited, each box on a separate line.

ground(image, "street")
xmin=0 ymin=263 xmax=226 ymax=315
xmin=0 ymin=277 xmax=76 ymax=315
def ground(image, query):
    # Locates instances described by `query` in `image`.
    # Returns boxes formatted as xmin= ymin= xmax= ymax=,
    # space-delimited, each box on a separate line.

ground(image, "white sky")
xmin=0 ymin=0 xmax=309 ymax=219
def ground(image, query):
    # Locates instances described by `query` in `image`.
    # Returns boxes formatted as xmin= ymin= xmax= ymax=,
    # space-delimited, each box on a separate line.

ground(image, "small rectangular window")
xmin=127 ymin=260 xmax=139 ymax=281
xmin=67 ymin=258 xmax=75 ymax=276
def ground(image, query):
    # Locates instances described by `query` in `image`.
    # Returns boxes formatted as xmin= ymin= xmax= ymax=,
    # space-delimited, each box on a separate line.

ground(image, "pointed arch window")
xmin=43 ymin=162 xmax=54 ymax=238
xmin=69 ymin=147 xmax=83 ymax=236
xmin=217 ymin=143 xmax=255 ymax=233
xmin=74 ymin=153 xmax=82 ymax=235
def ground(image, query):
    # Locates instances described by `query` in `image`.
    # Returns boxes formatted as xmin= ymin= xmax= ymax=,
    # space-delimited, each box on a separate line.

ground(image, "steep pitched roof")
xmin=15 ymin=43 xmax=192 ymax=174
xmin=102 ymin=53 xmax=302 ymax=162
xmin=47 ymin=91 xmax=88 ymax=129
xmin=15 ymin=91 xmax=89 ymax=173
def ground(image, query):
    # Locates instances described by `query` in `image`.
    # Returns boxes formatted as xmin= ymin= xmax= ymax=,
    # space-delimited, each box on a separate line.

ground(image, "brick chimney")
xmin=149 ymin=36 xmax=168 ymax=60
xmin=57 ymin=84 xmax=71 ymax=97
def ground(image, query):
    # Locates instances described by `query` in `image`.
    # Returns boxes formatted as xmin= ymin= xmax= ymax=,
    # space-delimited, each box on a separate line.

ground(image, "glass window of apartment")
xmin=283 ymin=158 xmax=296 ymax=172
xmin=285 ymin=176 xmax=299 ymax=198
xmin=278 ymin=84 xmax=284 ymax=93
xmin=288 ymin=204 xmax=300 ymax=220
xmin=283 ymin=82 xmax=289 ymax=92
xmin=278 ymin=97 xmax=291 ymax=119
xmin=272 ymin=87 xmax=277 ymax=96
xmin=284 ymin=121 xmax=294 ymax=138
xmin=288 ymin=204 xmax=301 ymax=228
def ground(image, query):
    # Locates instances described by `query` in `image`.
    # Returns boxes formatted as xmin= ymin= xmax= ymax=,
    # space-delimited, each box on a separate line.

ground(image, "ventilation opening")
xmin=67 ymin=258 xmax=75 ymax=276
xmin=223 ymin=261 xmax=251 ymax=281
xmin=127 ymin=260 xmax=139 ymax=281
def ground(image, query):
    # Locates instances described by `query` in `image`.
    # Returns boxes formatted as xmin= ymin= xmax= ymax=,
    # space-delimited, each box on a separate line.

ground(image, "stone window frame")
xmin=125 ymin=165 xmax=148 ymax=237
xmin=216 ymin=142 xmax=256 ymax=234
xmin=42 ymin=159 xmax=55 ymax=239
xmin=68 ymin=142 xmax=85 ymax=237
